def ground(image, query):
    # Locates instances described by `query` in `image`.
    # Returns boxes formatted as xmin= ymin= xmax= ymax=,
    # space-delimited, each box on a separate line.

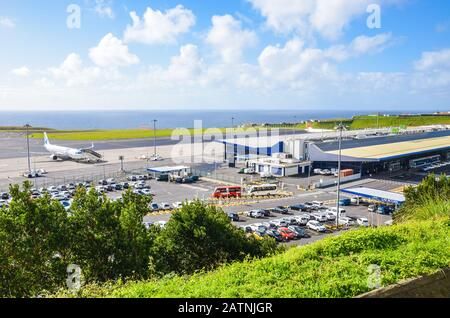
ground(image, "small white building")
xmin=246 ymin=154 xmax=311 ymax=177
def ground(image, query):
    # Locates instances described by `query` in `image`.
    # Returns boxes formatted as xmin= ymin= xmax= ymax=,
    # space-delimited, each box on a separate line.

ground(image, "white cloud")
xmin=412 ymin=49 xmax=450 ymax=93
xmin=414 ymin=49 xmax=450 ymax=71
xmin=206 ymin=15 xmax=257 ymax=64
xmin=248 ymin=0 xmax=398 ymax=40
xmin=0 ymin=17 xmax=15 ymax=28
xmin=11 ymin=66 xmax=31 ymax=77
xmin=95 ymin=0 xmax=114 ymax=19
xmin=89 ymin=33 xmax=139 ymax=68
xmin=258 ymin=34 xmax=392 ymax=82
xmin=124 ymin=5 xmax=195 ymax=44
xmin=49 ymin=53 xmax=102 ymax=87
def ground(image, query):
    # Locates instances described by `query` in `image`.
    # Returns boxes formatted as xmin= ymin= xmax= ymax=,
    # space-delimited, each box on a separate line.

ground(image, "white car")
xmin=326 ymin=207 xmax=347 ymax=218
xmin=143 ymin=222 xmax=153 ymax=229
xmin=0 ymin=200 xmax=8 ymax=208
xmin=339 ymin=217 xmax=356 ymax=226
xmin=326 ymin=212 xmax=336 ymax=221
xmin=154 ymin=221 xmax=167 ymax=228
xmin=311 ymin=201 xmax=324 ymax=208
xmin=172 ymin=202 xmax=183 ymax=209
xmin=357 ymin=218 xmax=369 ymax=227
xmin=272 ymin=219 xmax=289 ymax=227
xmin=311 ymin=212 xmax=328 ymax=222
xmin=246 ymin=210 xmax=264 ymax=218
xmin=293 ymin=215 xmax=310 ymax=226
xmin=149 ymin=154 xmax=164 ymax=161
xmin=307 ymin=220 xmax=327 ymax=232
xmin=159 ymin=203 xmax=171 ymax=210
xmin=141 ymin=189 xmax=152 ymax=196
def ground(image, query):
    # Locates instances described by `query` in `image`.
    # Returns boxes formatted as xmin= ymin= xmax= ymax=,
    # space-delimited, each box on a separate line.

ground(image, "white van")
xmin=326 ymin=207 xmax=347 ymax=218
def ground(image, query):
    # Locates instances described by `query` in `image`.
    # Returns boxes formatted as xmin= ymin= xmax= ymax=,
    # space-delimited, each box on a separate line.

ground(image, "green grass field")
xmin=2 ymin=115 xmax=450 ymax=141
xmin=53 ymin=218 xmax=450 ymax=298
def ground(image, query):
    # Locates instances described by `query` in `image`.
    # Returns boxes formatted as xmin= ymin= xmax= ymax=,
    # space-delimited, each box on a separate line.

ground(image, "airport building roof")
xmin=341 ymin=187 xmax=405 ymax=205
xmin=324 ymin=135 xmax=450 ymax=160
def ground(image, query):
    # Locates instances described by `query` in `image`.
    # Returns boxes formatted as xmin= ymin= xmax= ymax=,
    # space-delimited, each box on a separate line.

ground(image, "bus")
xmin=409 ymin=155 xmax=440 ymax=169
xmin=247 ymin=184 xmax=278 ymax=196
xmin=212 ymin=186 xmax=242 ymax=199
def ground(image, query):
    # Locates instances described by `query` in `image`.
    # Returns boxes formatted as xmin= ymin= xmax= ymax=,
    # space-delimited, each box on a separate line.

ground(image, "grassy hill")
xmin=308 ymin=115 xmax=450 ymax=130
xmin=53 ymin=203 xmax=449 ymax=298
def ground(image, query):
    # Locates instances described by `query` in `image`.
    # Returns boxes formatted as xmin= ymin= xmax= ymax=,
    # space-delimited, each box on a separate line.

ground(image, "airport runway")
xmin=0 ymin=129 xmax=307 ymax=160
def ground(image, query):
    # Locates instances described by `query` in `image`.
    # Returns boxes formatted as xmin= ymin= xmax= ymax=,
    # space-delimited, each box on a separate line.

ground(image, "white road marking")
xmin=180 ymin=184 xmax=210 ymax=192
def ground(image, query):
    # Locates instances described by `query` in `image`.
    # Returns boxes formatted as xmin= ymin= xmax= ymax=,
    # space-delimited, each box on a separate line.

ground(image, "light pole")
xmin=24 ymin=124 xmax=32 ymax=173
xmin=335 ymin=123 xmax=345 ymax=228
xmin=152 ymin=119 xmax=157 ymax=157
xmin=119 ymin=155 xmax=124 ymax=172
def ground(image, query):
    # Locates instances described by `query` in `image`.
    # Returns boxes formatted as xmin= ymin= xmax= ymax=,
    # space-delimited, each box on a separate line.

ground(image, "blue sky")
xmin=0 ymin=0 xmax=450 ymax=111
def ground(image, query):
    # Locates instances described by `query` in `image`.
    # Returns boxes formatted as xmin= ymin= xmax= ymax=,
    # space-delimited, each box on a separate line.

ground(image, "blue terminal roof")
xmin=341 ymin=187 xmax=405 ymax=205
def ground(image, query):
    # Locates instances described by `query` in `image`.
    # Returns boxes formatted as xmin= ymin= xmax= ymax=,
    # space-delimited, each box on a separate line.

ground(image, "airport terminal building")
xmin=220 ymin=129 xmax=450 ymax=177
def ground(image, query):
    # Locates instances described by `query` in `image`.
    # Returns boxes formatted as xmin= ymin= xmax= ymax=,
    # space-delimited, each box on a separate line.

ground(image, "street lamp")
xmin=335 ymin=123 xmax=346 ymax=228
xmin=152 ymin=119 xmax=157 ymax=157
xmin=24 ymin=124 xmax=32 ymax=174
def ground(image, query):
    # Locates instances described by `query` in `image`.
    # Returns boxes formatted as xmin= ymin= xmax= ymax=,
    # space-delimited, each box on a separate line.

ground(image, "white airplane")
xmin=43 ymin=132 xmax=102 ymax=163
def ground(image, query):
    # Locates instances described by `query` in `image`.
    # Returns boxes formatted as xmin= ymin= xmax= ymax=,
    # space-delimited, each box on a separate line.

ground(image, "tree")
xmin=150 ymin=201 xmax=277 ymax=275
xmin=0 ymin=182 xmax=69 ymax=297
xmin=67 ymin=188 xmax=156 ymax=283
xmin=395 ymin=174 xmax=450 ymax=222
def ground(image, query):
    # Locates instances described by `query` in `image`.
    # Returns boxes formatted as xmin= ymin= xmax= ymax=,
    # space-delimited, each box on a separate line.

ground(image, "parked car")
xmin=157 ymin=174 xmax=169 ymax=182
xmin=293 ymin=214 xmax=310 ymax=226
xmin=277 ymin=227 xmax=296 ymax=240
xmin=377 ymin=205 xmax=393 ymax=215
xmin=290 ymin=204 xmax=306 ymax=211
xmin=127 ymin=175 xmax=138 ymax=182
xmin=246 ymin=210 xmax=264 ymax=218
xmin=338 ymin=217 xmax=356 ymax=226
xmin=150 ymin=203 xmax=160 ymax=211
xmin=172 ymin=202 xmax=183 ymax=209
xmin=1 ymin=192 xmax=10 ymax=200
xmin=265 ymin=229 xmax=284 ymax=242
xmin=159 ymin=203 xmax=171 ymax=210
xmin=306 ymin=220 xmax=327 ymax=232
xmin=288 ymin=225 xmax=311 ymax=238
xmin=272 ymin=219 xmax=289 ymax=228
xmin=357 ymin=217 xmax=369 ymax=227
xmin=368 ymin=204 xmax=378 ymax=212
xmin=115 ymin=184 xmax=123 ymax=191
xmin=98 ymin=179 xmax=108 ymax=186
xmin=326 ymin=207 xmax=347 ymax=218
xmin=227 ymin=213 xmax=240 ymax=222
xmin=339 ymin=198 xmax=351 ymax=206
xmin=325 ymin=212 xmax=336 ymax=221
xmin=303 ymin=202 xmax=318 ymax=211
xmin=311 ymin=201 xmax=325 ymax=208
xmin=60 ymin=200 xmax=72 ymax=212
xmin=270 ymin=206 xmax=289 ymax=214
xmin=311 ymin=212 xmax=328 ymax=222
xmin=121 ymin=182 xmax=130 ymax=189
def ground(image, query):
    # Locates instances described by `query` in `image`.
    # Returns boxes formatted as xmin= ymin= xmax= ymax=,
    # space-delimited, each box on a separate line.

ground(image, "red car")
xmin=277 ymin=227 xmax=296 ymax=241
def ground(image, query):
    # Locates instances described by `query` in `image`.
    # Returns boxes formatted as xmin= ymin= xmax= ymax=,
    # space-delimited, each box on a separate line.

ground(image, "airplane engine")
xmin=51 ymin=155 xmax=58 ymax=161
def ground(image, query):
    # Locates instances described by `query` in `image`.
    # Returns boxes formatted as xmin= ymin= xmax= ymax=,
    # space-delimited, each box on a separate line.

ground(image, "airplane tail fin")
xmin=44 ymin=132 xmax=50 ymax=145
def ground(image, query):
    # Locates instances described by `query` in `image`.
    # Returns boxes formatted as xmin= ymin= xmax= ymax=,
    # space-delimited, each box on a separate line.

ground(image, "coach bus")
xmin=247 ymin=184 xmax=278 ymax=197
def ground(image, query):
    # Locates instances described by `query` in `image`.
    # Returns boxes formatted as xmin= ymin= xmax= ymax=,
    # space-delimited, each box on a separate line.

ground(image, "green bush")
xmin=150 ymin=201 xmax=277 ymax=276
xmin=52 ymin=219 xmax=450 ymax=298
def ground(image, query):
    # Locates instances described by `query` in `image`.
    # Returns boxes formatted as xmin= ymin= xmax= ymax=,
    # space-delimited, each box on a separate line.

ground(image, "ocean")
xmin=0 ymin=109 xmax=410 ymax=130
